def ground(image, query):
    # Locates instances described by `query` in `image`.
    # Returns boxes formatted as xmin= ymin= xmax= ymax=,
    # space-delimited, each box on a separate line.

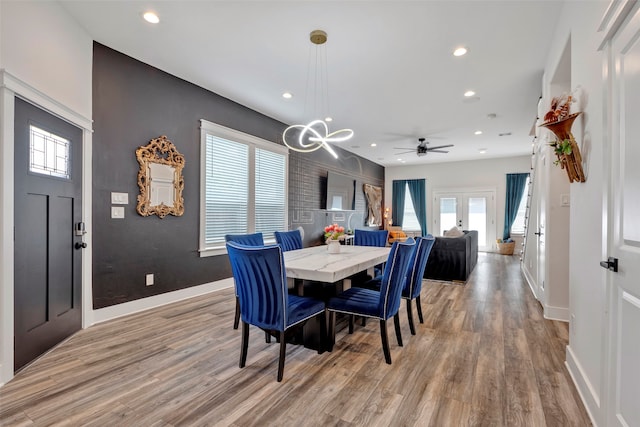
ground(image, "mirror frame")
xmin=136 ymin=135 xmax=185 ymax=218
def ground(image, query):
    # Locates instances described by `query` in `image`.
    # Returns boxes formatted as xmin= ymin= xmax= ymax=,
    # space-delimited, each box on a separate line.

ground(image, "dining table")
xmin=283 ymin=244 xmax=390 ymax=291
xmin=283 ymin=244 xmax=390 ymax=351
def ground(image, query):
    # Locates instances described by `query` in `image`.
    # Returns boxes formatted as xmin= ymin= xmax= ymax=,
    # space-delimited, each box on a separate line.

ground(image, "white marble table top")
xmin=283 ymin=245 xmax=390 ymax=283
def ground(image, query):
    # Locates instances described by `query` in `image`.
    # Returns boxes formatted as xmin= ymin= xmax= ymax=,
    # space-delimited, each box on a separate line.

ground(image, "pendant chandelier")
xmin=282 ymin=30 xmax=353 ymax=159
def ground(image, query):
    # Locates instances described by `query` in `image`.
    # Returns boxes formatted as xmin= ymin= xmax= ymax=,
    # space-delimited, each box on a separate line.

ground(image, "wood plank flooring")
xmin=0 ymin=253 xmax=592 ymax=426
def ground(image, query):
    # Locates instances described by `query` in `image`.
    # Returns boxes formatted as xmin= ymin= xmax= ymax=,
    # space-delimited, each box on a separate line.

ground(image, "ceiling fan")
xmin=394 ymin=138 xmax=454 ymax=157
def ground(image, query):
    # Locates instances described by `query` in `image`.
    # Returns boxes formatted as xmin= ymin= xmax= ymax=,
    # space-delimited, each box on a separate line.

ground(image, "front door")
xmin=434 ymin=190 xmax=496 ymax=251
xmin=607 ymin=5 xmax=640 ymax=426
xmin=13 ymin=98 xmax=83 ymax=371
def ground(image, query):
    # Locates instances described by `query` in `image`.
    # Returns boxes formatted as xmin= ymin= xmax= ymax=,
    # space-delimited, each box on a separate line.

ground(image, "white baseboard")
xmin=566 ymin=345 xmax=600 ymax=427
xmin=543 ymin=304 xmax=570 ymax=322
xmin=521 ymin=263 xmax=540 ymax=300
xmin=92 ymin=278 xmax=234 ymax=325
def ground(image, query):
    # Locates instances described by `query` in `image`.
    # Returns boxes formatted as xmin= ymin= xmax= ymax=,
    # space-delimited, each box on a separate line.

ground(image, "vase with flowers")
xmin=324 ymin=223 xmax=345 ymax=253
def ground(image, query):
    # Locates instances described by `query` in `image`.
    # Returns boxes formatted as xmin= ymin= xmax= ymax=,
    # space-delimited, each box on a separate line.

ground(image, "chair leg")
xmin=318 ymin=310 xmax=327 ymax=354
xmin=233 ymin=297 xmax=240 ymax=330
xmin=265 ymin=331 xmax=271 ymax=343
xmin=380 ymin=319 xmax=392 ymax=364
xmin=416 ymin=295 xmax=424 ymax=323
xmin=349 ymin=315 xmax=354 ymax=334
xmin=328 ymin=311 xmax=336 ymax=352
xmin=239 ymin=321 xmax=249 ymax=368
xmin=406 ymin=299 xmax=416 ymax=335
xmin=361 ymin=317 xmax=366 ymax=327
xmin=277 ymin=331 xmax=286 ymax=382
xmin=394 ymin=313 xmax=403 ymax=347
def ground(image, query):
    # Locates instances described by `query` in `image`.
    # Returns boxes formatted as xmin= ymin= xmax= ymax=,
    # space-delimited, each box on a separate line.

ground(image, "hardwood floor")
xmin=0 ymin=253 xmax=591 ymax=426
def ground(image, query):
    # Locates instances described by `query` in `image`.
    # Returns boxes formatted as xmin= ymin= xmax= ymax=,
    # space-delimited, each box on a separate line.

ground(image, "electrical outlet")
xmin=146 ymin=274 xmax=154 ymax=286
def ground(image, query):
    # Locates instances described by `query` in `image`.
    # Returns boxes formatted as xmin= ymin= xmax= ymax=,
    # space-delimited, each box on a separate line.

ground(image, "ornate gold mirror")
xmin=136 ymin=135 xmax=185 ymax=218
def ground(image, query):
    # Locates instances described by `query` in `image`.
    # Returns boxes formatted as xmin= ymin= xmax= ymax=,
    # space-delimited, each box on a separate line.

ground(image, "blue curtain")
xmin=392 ymin=180 xmax=406 ymax=226
xmin=407 ymin=179 xmax=427 ymax=236
xmin=503 ymin=173 xmax=529 ymax=240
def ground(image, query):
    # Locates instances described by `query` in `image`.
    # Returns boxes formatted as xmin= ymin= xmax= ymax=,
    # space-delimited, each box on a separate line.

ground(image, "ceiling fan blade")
xmin=394 ymin=150 xmax=414 ymax=155
xmin=426 ymin=144 xmax=454 ymax=150
xmin=393 ymin=147 xmax=416 ymax=149
xmin=428 ymin=150 xmax=449 ymax=153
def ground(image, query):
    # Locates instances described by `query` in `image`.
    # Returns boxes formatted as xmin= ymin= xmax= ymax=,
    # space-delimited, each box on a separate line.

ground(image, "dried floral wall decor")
xmin=539 ymin=93 xmax=586 ymax=183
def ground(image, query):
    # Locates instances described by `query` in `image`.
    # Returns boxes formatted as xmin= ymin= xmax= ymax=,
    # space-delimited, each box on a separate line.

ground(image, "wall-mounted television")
xmin=326 ymin=171 xmax=355 ymax=210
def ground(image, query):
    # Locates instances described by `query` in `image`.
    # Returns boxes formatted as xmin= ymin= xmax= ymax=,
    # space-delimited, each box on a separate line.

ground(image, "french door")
xmin=433 ymin=190 xmax=495 ymax=251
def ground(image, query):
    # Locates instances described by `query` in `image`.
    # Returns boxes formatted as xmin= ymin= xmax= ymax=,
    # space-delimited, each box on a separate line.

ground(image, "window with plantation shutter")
xmin=199 ymin=120 xmax=288 ymax=256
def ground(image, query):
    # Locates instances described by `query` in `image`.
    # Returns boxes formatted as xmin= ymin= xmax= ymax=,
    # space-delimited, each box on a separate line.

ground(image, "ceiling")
xmin=59 ymin=0 xmax=562 ymax=167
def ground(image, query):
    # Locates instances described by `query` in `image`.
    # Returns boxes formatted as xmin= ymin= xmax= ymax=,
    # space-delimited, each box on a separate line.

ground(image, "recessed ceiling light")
xmin=282 ymin=92 xmax=292 ymax=99
xmin=325 ymin=117 xmax=333 ymax=122
xmin=143 ymin=12 xmax=159 ymax=24
xmin=464 ymin=90 xmax=476 ymax=97
xmin=479 ymin=148 xmax=487 ymax=154
xmin=397 ymin=158 xmax=403 ymax=162
xmin=370 ymin=143 xmax=377 ymax=147
xmin=453 ymin=47 xmax=468 ymax=57
xmin=474 ymin=130 xmax=483 ymax=135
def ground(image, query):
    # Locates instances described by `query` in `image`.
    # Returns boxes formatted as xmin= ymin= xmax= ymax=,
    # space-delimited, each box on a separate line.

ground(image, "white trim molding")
xmin=566 ymin=345 xmax=601 ymax=426
xmin=92 ymin=278 xmax=234 ymax=325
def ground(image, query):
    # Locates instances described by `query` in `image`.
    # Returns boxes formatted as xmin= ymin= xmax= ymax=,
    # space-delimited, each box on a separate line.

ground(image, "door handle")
xmin=75 ymin=242 xmax=87 ymax=250
xmin=534 ymin=231 xmax=543 ymax=236
xmin=599 ymin=257 xmax=618 ymax=272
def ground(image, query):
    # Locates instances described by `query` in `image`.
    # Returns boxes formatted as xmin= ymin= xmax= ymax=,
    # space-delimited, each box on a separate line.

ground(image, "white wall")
xmin=385 ymin=155 xmax=530 ymax=247
xmin=543 ymin=1 xmax=608 ymax=425
xmin=0 ymin=1 xmax=93 ymax=386
xmin=0 ymin=1 xmax=92 ymax=117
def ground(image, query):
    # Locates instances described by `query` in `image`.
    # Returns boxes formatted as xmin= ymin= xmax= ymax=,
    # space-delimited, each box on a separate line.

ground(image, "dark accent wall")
xmin=92 ymin=43 xmax=384 ymax=309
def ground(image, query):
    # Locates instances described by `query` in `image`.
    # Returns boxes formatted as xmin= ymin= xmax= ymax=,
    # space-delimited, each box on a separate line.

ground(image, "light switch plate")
xmin=111 ymin=206 xmax=125 ymax=219
xmin=561 ymin=194 xmax=570 ymax=207
xmin=111 ymin=192 xmax=129 ymax=204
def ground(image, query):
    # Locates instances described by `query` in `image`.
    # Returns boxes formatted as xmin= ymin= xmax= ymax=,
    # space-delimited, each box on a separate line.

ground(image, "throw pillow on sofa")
xmin=443 ymin=226 xmax=464 ymax=238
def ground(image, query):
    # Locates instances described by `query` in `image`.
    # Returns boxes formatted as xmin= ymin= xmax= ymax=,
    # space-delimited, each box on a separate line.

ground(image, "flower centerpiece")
xmin=324 ymin=223 xmax=345 ymax=243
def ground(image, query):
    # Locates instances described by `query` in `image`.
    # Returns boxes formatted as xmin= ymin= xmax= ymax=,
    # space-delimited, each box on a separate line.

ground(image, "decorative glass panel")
xmin=29 ymin=125 xmax=70 ymax=179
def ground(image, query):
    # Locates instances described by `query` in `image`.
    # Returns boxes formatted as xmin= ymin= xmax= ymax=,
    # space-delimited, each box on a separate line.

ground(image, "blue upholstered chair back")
xmin=377 ymin=240 xmax=415 ymax=319
xmin=226 ymin=242 xmax=288 ymax=332
xmin=403 ymin=235 xmax=435 ymax=300
xmin=354 ymin=229 xmax=389 ymax=247
xmin=224 ymin=232 xmax=264 ymax=246
xmin=274 ymin=230 xmax=303 ymax=252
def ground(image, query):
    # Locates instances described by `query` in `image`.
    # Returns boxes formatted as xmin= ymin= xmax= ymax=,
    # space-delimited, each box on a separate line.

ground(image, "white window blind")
xmin=255 ymin=148 xmax=286 ymax=241
xmin=204 ymin=135 xmax=249 ymax=246
xmin=200 ymin=120 xmax=288 ymax=256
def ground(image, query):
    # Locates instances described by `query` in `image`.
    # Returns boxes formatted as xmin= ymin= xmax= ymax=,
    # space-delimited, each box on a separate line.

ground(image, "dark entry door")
xmin=14 ymin=98 xmax=83 ymax=371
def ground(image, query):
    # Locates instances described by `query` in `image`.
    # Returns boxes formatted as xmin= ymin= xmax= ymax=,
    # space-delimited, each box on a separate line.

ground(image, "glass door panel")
xmin=466 ymin=196 xmax=487 ymax=249
xmin=439 ymin=197 xmax=459 ymax=235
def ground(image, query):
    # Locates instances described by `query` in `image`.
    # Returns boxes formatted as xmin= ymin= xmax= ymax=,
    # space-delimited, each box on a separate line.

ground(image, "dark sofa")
xmin=424 ymin=230 xmax=478 ymax=282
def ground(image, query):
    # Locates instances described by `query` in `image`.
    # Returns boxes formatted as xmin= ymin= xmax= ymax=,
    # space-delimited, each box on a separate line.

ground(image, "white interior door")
xmin=434 ymin=190 xmax=495 ymax=251
xmin=537 ymin=153 xmax=547 ymax=297
xmin=607 ymin=6 xmax=640 ymax=426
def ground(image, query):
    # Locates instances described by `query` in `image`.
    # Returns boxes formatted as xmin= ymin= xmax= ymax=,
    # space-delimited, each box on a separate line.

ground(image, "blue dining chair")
xmin=359 ymin=236 xmax=435 ymax=335
xmin=226 ymin=242 xmax=326 ymax=382
xmin=354 ymin=229 xmax=389 ymax=247
xmin=225 ymin=233 xmax=264 ymax=330
xmin=274 ymin=229 xmax=303 ymax=252
xmin=326 ymin=240 xmax=415 ymax=364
